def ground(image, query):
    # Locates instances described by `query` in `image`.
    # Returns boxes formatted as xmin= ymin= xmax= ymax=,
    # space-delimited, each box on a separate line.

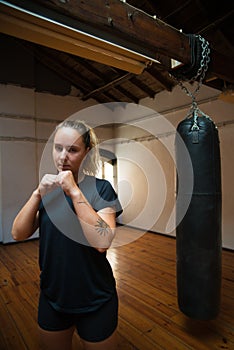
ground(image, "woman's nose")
xmin=60 ymin=149 xmax=68 ymax=161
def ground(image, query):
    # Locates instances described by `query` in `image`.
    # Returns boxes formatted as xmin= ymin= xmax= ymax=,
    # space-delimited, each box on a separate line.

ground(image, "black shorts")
xmin=38 ymin=291 xmax=118 ymax=342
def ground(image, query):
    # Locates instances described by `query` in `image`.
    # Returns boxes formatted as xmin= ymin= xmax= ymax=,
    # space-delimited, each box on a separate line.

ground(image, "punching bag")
xmin=175 ymin=113 xmax=222 ymax=320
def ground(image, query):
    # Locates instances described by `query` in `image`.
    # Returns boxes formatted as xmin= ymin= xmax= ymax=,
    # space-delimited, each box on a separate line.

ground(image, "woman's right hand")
xmin=39 ymin=174 xmax=59 ymax=197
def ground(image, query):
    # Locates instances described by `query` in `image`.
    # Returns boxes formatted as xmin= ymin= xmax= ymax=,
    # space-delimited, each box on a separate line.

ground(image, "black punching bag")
xmin=175 ymin=113 xmax=222 ymax=320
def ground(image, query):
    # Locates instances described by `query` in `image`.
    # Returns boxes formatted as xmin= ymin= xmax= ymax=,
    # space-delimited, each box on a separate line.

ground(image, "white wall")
xmin=1 ymin=83 xmax=233 ymax=249
xmin=219 ymin=124 xmax=234 ymax=249
xmin=0 ymin=84 xmax=96 ymax=243
xmin=114 ymin=84 xmax=234 ymax=250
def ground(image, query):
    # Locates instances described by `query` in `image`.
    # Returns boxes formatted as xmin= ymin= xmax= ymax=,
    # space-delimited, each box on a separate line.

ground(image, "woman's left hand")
xmin=56 ymin=170 xmax=79 ymax=197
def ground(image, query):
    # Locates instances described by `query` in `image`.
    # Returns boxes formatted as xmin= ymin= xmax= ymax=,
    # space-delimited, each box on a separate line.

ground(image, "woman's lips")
xmin=58 ymin=164 xmax=70 ymax=170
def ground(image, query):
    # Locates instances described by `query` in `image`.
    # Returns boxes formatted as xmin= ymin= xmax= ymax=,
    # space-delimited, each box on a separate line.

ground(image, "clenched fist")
xmin=38 ymin=171 xmax=79 ymax=197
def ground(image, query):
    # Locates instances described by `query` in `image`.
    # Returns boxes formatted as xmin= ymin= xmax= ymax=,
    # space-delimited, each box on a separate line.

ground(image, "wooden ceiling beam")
xmin=1 ymin=0 xmax=233 ymax=83
xmin=3 ymin=0 xmax=191 ymax=64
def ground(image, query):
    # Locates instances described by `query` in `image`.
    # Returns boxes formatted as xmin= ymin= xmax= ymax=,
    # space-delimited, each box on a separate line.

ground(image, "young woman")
xmin=12 ymin=120 xmax=122 ymax=350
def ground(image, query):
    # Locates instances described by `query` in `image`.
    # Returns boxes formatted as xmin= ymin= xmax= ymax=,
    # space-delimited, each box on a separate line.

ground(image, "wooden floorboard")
xmin=0 ymin=227 xmax=233 ymax=349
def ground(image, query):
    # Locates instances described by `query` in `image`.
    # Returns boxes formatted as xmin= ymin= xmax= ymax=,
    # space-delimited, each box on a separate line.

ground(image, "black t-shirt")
xmin=38 ymin=176 xmax=122 ymax=313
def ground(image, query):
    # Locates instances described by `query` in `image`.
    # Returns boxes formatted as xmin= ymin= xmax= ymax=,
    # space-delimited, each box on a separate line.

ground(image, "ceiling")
xmin=0 ymin=0 xmax=233 ymax=104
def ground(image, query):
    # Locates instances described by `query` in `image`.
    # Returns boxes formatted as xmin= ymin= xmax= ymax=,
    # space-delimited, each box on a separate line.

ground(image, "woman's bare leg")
xmin=72 ymin=331 xmax=84 ymax=349
xmin=38 ymin=326 xmax=75 ymax=350
xmin=81 ymin=330 xmax=117 ymax=350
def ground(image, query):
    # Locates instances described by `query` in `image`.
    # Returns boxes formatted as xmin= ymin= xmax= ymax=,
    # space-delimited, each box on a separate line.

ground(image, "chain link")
xmin=171 ymin=35 xmax=210 ymax=121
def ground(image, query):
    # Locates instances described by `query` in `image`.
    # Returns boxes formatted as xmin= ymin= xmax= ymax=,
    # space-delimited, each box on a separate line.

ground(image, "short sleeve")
xmin=80 ymin=176 xmax=123 ymax=217
xmin=95 ymin=179 xmax=123 ymax=217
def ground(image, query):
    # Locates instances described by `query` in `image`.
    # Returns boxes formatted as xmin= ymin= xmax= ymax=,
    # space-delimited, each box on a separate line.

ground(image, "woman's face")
xmin=53 ymin=127 xmax=89 ymax=178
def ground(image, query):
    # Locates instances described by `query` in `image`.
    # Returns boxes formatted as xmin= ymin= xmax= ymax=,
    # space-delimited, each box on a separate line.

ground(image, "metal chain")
xmin=171 ymin=35 xmax=210 ymax=120
xmin=192 ymin=35 xmax=210 ymax=84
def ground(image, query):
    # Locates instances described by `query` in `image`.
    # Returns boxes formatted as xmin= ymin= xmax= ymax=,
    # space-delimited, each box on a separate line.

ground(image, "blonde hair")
xmin=55 ymin=120 xmax=100 ymax=176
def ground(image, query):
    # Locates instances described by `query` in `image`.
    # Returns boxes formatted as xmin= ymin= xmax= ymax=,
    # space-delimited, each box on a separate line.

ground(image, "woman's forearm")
xmin=71 ymin=190 xmax=116 ymax=252
xmin=53 ymin=171 xmax=116 ymax=252
xmin=12 ymin=189 xmax=41 ymax=241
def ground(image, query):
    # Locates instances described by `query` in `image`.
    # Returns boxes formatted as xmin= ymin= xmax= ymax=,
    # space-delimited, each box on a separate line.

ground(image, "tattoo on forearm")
xmin=77 ymin=201 xmax=88 ymax=205
xmin=95 ymin=218 xmax=112 ymax=236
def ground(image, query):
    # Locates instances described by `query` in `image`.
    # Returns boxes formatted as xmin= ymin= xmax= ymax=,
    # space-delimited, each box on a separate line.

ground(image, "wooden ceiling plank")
xmin=146 ymin=66 xmax=174 ymax=91
xmin=130 ymin=76 xmax=156 ymax=98
xmin=82 ymin=72 xmax=135 ymax=100
xmin=114 ymin=85 xmax=139 ymax=104
xmin=72 ymin=58 xmax=107 ymax=83
xmin=25 ymin=43 xmax=96 ymax=93
xmin=208 ymin=51 xmax=234 ymax=84
xmin=101 ymin=90 xmax=122 ymax=103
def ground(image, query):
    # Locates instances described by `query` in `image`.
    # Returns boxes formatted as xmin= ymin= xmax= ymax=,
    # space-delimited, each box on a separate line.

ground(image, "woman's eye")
xmin=55 ymin=145 xmax=63 ymax=152
xmin=69 ymin=147 xmax=78 ymax=153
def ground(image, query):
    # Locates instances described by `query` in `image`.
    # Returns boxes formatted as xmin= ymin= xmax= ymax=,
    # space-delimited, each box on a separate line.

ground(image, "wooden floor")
xmin=0 ymin=226 xmax=233 ymax=350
